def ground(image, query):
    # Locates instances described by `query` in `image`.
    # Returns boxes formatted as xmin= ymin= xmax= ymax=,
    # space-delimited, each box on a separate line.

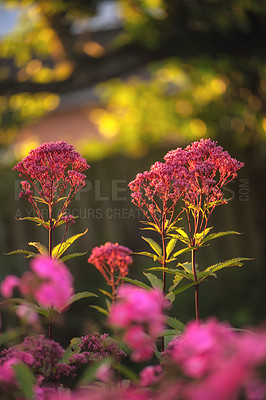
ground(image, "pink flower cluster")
xmin=164 ymin=138 xmax=244 ymax=209
xmin=14 ymin=141 xmax=90 ymax=225
xmin=162 ymin=318 xmax=266 ymax=400
xmin=88 ymin=242 xmax=133 ymax=295
xmin=1 ymin=256 xmax=74 ymax=311
xmin=128 ymin=161 xmax=187 ymax=228
xmin=109 ymin=285 xmax=168 ymax=362
xmin=129 ymin=139 xmax=244 ymax=229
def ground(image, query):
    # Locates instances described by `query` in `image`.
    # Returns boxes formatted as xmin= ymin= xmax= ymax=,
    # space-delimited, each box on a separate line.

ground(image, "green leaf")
xmin=142 ymin=236 xmax=162 ymax=257
xmin=35 ymin=307 xmax=50 ymax=318
xmin=166 ymin=238 xmax=177 ymax=259
xmin=160 ymin=329 xmax=179 ymax=337
xmin=13 ymin=363 xmax=35 ymax=400
xmin=60 ymin=251 xmax=87 ymax=262
xmin=16 ymin=216 xmax=49 ymax=228
xmin=140 ymin=220 xmax=161 ymax=233
xmin=99 ymin=288 xmax=112 ymax=299
xmin=166 ymin=317 xmax=185 ymax=333
xmin=52 ymin=228 xmax=88 ymax=259
xmin=147 ymin=267 xmax=194 ymax=281
xmin=194 ymin=227 xmax=213 ymax=242
xmin=179 ymin=262 xmax=193 ymax=274
xmin=166 ymin=292 xmax=175 ymax=302
xmin=168 ymin=274 xmax=184 ymax=292
xmin=113 ymin=361 xmax=139 ymax=383
xmin=5 ymin=249 xmax=36 ymax=258
xmin=0 ymin=328 xmax=22 ymax=346
xmin=28 ymin=242 xmax=48 ymax=255
xmin=32 ymin=196 xmax=49 ymax=205
xmin=172 ymin=281 xmax=196 ymax=295
xmin=203 ymin=257 xmax=252 ymax=274
xmin=120 ymin=276 xmax=150 ymax=289
xmin=90 ymin=305 xmax=109 ymax=316
xmin=201 ymin=231 xmax=242 ymax=245
xmin=66 ymin=291 xmax=98 ymax=307
xmin=171 ymin=246 xmax=192 ymax=259
xmin=143 ymin=272 xmax=163 ymax=290
xmin=170 ymin=228 xmax=190 ymax=245
xmin=134 ymin=251 xmax=158 ymax=259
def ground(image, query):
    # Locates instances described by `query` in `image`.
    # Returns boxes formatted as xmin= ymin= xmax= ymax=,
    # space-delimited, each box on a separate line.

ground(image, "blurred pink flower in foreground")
xmin=163 ymin=318 xmax=266 ymax=400
xmin=1 ymin=256 xmax=74 ymax=311
xmin=109 ymin=285 xmax=168 ymax=361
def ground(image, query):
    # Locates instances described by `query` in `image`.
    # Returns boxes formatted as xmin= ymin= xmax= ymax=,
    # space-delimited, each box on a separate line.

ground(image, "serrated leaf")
xmin=134 ymin=251 xmax=157 ymax=259
xmin=140 ymin=220 xmax=161 ymax=233
xmin=66 ymin=291 xmax=98 ymax=307
xmin=52 ymin=228 xmax=88 ymax=259
xmin=144 ymin=272 xmax=163 ymax=290
xmin=179 ymin=262 xmax=193 ymax=274
xmin=201 ymin=231 xmax=242 ymax=245
xmin=13 ymin=363 xmax=35 ymax=400
xmin=194 ymin=227 xmax=213 ymax=241
xmin=166 ymin=317 xmax=185 ymax=333
xmin=90 ymin=305 xmax=109 ymax=316
xmin=171 ymin=246 xmax=192 ymax=259
xmin=119 ymin=277 xmax=150 ymax=289
xmin=204 ymin=257 xmax=251 ymax=274
xmin=16 ymin=216 xmax=49 ymax=228
xmin=170 ymin=228 xmax=190 ymax=245
xmin=142 ymin=236 xmax=162 ymax=256
xmin=166 ymin=238 xmax=177 ymax=259
xmin=146 ymin=266 xmax=193 ymax=280
xmin=168 ymin=274 xmax=184 ymax=292
xmin=172 ymin=281 xmax=196 ymax=295
xmin=60 ymin=251 xmax=87 ymax=262
xmin=28 ymin=242 xmax=48 ymax=255
xmin=5 ymin=249 xmax=36 ymax=258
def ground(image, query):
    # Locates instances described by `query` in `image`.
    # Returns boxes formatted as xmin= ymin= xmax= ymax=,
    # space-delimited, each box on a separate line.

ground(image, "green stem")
xmin=191 ymin=248 xmax=200 ymax=323
xmin=161 ymin=227 xmax=167 ymax=352
xmin=48 ymin=312 xmax=53 ymax=340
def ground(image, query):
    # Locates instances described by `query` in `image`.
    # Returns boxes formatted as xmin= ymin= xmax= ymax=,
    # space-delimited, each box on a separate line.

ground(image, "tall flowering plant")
xmin=3 ymin=142 xmax=97 ymax=338
xmin=12 ymin=141 xmax=90 ymax=258
xmin=129 ymin=139 xmax=249 ymax=336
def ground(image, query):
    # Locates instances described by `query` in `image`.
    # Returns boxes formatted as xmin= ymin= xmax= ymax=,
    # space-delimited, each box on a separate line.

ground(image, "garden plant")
xmin=0 ymin=139 xmax=265 ymax=400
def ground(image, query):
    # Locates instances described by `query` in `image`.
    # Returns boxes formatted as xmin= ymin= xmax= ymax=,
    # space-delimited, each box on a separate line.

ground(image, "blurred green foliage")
xmin=0 ymin=0 xmax=265 ymax=161
xmin=87 ymin=57 xmax=266 ymax=159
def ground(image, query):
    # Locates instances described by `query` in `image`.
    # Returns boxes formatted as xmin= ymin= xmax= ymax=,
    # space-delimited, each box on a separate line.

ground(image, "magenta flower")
xmin=1 ymin=275 xmax=20 ymax=298
xmin=88 ymin=242 xmax=133 ymax=301
xmin=140 ymin=365 xmax=163 ymax=387
xmin=164 ymin=138 xmax=244 ymax=214
xmin=128 ymin=161 xmax=187 ymax=233
xmin=109 ymin=285 xmax=168 ymax=361
xmin=163 ymin=318 xmax=266 ymax=400
xmin=14 ymin=141 xmax=90 ymax=229
xmin=1 ymin=256 xmax=74 ymax=312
